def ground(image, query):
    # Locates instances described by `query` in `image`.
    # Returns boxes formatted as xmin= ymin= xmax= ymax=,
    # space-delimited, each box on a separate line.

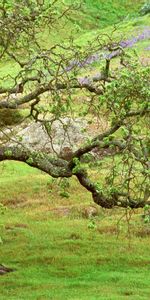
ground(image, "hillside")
xmin=74 ymin=0 xmax=145 ymax=29
xmin=40 ymin=0 xmax=146 ymax=44
xmin=0 ymin=1 xmax=150 ymax=299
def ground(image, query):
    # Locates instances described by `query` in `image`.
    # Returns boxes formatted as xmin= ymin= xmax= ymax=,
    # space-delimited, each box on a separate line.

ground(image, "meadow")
xmin=0 ymin=1 xmax=150 ymax=299
xmin=1 ymin=161 xmax=150 ymax=299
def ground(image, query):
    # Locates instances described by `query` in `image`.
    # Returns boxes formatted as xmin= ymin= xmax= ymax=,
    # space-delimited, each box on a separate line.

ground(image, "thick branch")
xmin=0 ymin=146 xmax=72 ymax=178
xmin=0 ymin=74 xmax=105 ymax=109
xmin=75 ymin=169 xmax=150 ymax=209
xmin=70 ymin=122 xmax=123 ymax=161
xmin=71 ymin=109 xmax=150 ymax=161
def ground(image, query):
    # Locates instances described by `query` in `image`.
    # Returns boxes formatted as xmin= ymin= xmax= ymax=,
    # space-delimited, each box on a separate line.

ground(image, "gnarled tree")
xmin=0 ymin=0 xmax=150 ymax=209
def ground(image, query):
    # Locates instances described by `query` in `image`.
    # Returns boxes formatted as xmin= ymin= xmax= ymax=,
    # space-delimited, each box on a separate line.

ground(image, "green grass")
xmin=43 ymin=0 xmax=145 ymax=34
xmin=76 ymin=13 xmax=150 ymax=47
xmin=1 ymin=2 xmax=150 ymax=299
xmin=0 ymin=1 xmax=149 ymax=91
xmin=79 ymin=0 xmax=144 ymax=29
xmin=1 ymin=161 xmax=150 ymax=299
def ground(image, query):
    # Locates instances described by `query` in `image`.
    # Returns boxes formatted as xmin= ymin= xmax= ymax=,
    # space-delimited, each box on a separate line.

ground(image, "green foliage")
xmin=59 ymin=191 xmax=70 ymax=198
xmin=59 ymin=178 xmax=70 ymax=198
xmin=87 ymin=218 xmax=97 ymax=230
xmin=140 ymin=1 xmax=150 ymax=15
xmin=0 ymin=0 xmax=149 ymax=211
xmin=26 ymin=157 xmax=34 ymax=165
xmin=72 ymin=157 xmax=82 ymax=174
xmin=104 ymin=64 xmax=150 ymax=122
xmin=142 ymin=205 xmax=150 ymax=224
xmin=4 ymin=149 xmax=12 ymax=157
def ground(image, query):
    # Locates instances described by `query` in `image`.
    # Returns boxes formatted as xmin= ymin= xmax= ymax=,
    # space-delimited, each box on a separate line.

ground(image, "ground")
xmin=0 ymin=1 xmax=150 ymax=299
xmin=1 ymin=162 xmax=150 ymax=299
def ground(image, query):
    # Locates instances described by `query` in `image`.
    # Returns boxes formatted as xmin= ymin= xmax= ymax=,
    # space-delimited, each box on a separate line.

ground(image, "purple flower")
xmin=145 ymin=46 xmax=150 ymax=50
xmin=65 ymin=26 xmax=150 ymax=72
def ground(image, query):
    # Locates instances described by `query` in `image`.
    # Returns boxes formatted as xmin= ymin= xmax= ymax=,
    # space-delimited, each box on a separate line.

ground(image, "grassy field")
xmin=1 ymin=12 xmax=149 ymax=87
xmin=79 ymin=0 xmax=145 ymax=29
xmin=0 ymin=0 xmax=149 ymax=91
xmin=1 ymin=1 xmax=150 ymax=299
xmin=1 ymin=162 xmax=150 ymax=300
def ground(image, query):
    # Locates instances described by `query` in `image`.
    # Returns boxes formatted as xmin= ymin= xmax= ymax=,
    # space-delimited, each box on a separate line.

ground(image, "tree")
xmin=0 ymin=0 xmax=149 ymax=209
